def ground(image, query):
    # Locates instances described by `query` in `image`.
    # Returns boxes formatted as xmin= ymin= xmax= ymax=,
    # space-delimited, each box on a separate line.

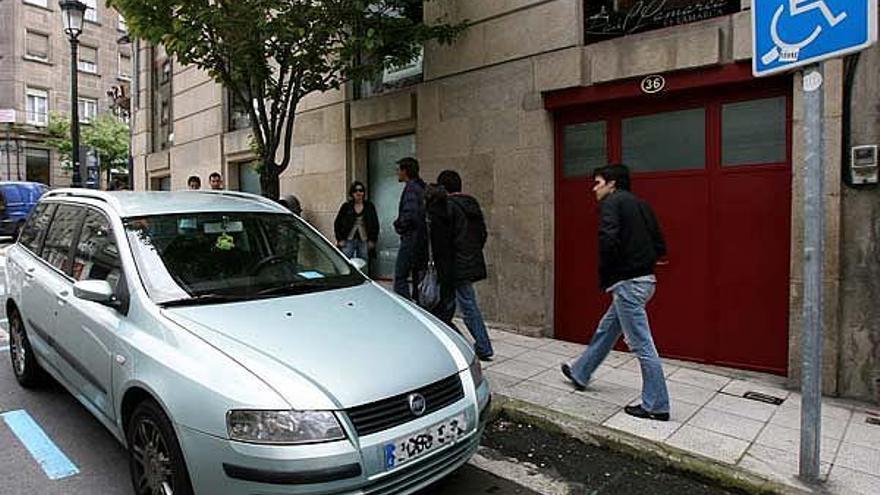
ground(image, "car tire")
xmin=8 ymin=308 xmax=46 ymax=388
xmin=126 ymin=400 xmax=195 ymax=495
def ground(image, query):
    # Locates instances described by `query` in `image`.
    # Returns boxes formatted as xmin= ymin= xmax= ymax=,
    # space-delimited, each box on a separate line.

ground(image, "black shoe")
xmin=477 ymin=353 xmax=494 ymax=362
xmin=624 ymin=404 xmax=670 ymax=421
xmin=560 ymin=363 xmax=586 ymax=391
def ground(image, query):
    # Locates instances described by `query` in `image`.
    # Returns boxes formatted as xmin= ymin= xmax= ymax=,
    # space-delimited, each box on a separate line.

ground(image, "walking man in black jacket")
xmin=392 ymin=157 xmax=428 ymax=300
xmin=427 ymin=170 xmax=494 ymax=361
xmin=561 ymin=164 xmax=671 ymax=421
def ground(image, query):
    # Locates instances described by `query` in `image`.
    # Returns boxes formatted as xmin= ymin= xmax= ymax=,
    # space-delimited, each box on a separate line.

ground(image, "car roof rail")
xmin=43 ymin=188 xmax=118 ymax=208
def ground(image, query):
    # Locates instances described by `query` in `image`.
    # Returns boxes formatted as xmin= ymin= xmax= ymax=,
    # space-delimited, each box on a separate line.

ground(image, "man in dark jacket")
xmin=429 ymin=170 xmax=494 ymax=360
xmin=561 ymin=164 xmax=670 ymax=421
xmin=392 ymin=157 xmax=428 ymax=300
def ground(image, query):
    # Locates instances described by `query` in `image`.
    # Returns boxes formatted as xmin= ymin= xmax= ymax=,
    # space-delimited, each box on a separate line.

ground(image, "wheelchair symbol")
xmin=761 ymin=0 xmax=848 ymax=65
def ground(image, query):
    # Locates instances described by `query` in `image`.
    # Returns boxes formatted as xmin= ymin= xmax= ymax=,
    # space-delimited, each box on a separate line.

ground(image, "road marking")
xmin=0 ymin=410 xmax=80 ymax=480
xmin=0 ymin=346 xmax=8 ymax=352
xmin=468 ymin=446 xmax=577 ymax=495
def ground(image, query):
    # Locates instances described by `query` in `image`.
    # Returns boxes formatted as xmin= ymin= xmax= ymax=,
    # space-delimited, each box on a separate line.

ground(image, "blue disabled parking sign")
xmin=753 ymin=0 xmax=878 ymax=76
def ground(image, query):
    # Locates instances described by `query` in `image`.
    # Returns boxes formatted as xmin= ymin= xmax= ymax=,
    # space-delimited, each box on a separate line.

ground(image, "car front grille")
xmin=346 ymin=374 xmax=464 ymax=436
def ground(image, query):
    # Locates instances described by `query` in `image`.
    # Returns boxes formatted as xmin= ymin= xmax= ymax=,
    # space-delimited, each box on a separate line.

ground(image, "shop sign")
xmin=585 ymin=0 xmax=741 ymax=43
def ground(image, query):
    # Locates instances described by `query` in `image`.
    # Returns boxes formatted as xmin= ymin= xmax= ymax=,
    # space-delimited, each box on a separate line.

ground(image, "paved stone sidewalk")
xmin=479 ymin=327 xmax=880 ymax=495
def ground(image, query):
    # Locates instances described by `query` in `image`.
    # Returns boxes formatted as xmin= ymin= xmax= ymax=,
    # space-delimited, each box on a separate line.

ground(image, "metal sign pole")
xmin=799 ymin=62 xmax=825 ymax=483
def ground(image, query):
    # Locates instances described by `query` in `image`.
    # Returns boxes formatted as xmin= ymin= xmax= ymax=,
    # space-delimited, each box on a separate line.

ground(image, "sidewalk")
xmin=480 ymin=326 xmax=880 ymax=495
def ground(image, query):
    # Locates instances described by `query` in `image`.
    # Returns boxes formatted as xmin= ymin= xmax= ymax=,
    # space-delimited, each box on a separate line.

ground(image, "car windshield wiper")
xmin=159 ymin=293 xmax=252 ymax=307
xmin=256 ymin=278 xmax=360 ymax=297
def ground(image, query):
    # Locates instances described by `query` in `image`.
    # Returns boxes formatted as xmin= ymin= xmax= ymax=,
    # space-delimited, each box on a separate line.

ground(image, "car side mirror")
xmin=350 ymin=257 xmax=367 ymax=271
xmin=73 ymin=280 xmax=115 ymax=304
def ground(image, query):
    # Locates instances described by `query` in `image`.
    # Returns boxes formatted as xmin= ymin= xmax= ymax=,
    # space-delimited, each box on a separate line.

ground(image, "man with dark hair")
xmin=430 ymin=169 xmax=494 ymax=360
xmin=392 ymin=157 xmax=427 ymax=299
xmin=561 ymin=164 xmax=671 ymax=421
xmin=209 ymin=172 xmax=224 ymax=190
xmin=279 ymin=194 xmax=303 ymax=216
xmin=187 ymin=175 xmax=201 ymax=190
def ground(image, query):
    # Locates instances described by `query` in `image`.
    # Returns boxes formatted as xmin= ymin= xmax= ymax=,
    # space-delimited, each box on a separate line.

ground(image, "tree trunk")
xmin=260 ymin=162 xmax=281 ymax=200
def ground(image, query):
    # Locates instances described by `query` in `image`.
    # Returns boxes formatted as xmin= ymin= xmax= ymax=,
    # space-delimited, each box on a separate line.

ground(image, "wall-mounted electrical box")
xmin=851 ymin=145 xmax=878 ymax=185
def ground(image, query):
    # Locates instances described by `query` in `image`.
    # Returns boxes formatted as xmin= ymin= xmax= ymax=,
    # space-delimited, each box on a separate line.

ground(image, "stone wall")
xmin=839 ymin=44 xmax=880 ymax=403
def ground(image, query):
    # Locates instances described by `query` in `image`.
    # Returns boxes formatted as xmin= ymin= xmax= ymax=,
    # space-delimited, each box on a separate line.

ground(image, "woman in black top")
xmin=333 ymin=181 xmax=379 ymax=262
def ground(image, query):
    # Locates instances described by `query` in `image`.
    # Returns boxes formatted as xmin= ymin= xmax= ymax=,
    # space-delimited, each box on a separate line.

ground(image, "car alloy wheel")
xmin=127 ymin=401 xmax=193 ymax=495
xmin=8 ymin=310 xmax=43 ymax=387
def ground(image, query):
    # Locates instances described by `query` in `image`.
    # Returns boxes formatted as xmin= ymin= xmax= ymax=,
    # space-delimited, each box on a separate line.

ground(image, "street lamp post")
xmin=59 ymin=0 xmax=86 ymax=187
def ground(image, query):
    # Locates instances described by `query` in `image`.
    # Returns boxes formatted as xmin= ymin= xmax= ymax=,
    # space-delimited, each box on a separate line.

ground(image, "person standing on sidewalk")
xmin=561 ymin=164 xmax=670 ymax=421
xmin=392 ymin=157 xmax=428 ymax=300
xmin=334 ymin=181 xmax=379 ymax=261
xmin=431 ymin=170 xmax=494 ymax=361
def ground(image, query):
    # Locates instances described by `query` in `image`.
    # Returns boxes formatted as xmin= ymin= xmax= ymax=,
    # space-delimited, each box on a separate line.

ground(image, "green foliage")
xmin=107 ymin=0 xmax=465 ymax=197
xmin=83 ymin=114 xmax=131 ymax=169
xmin=44 ymin=112 xmax=73 ymax=166
xmin=43 ymin=112 xmax=130 ymax=171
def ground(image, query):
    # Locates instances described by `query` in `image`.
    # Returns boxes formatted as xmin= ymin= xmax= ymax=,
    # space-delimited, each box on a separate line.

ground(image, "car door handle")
xmin=25 ymin=267 xmax=36 ymax=280
xmin=56 ymin=290 xmax=69 ymax=305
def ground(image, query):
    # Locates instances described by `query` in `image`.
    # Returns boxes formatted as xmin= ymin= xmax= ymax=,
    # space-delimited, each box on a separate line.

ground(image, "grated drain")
xmin=866 ymin=416 xmax=880 ymax=426
xmin=742 ymin=391 xmax=785 ymax=405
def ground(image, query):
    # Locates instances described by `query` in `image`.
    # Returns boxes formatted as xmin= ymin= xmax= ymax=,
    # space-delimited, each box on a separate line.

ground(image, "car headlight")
xmin=226 ymin=410 xmax=346 ymax=445
xmin=469 ymin=356 xmax=484 ymax=388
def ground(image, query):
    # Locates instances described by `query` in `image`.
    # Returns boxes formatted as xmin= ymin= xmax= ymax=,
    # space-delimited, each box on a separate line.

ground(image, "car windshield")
xmin=124 ymin=212 xmax=365 ymax=305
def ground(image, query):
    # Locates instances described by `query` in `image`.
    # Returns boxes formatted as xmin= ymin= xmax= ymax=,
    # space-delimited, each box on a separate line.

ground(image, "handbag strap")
xmin=425 ymin=216 xmax=434 ymax=264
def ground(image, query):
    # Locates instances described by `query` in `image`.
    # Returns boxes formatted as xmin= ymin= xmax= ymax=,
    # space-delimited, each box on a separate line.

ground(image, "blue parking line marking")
xmin=1 ymin=409 xmax=79 ymax=480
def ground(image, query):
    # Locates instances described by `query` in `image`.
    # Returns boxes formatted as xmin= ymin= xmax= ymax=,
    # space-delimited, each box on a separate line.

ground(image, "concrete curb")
xmin=490 ymin=393 xmax=811 ymax=495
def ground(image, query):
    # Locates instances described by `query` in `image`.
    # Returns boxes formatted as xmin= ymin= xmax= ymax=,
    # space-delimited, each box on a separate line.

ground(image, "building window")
xmin=722 ymin=97 xmax=787 ymax=166
xmin=25 ymin=148 xmax=51 ymax=186
xmin=228 ymin=90 xmax=253 ymax=131
xmin=26 ymin=88 xmax=49 ymax=126
xmin=25 ymin=31 xmax=50 ymax=62
xmin=78 ymin=45 xmax=98 ymax=73
xmin=563 ymin=121 xmax=607 ymax=178
xmin=117 ymin=13 xmax=128 ymax=31
xmin=152 ymin=51 xmax=173 ymax=151
xmin=83 ymin=0 xmax=98 ymax=23
xmin=78 ymin=97 xmax=98 ymax=123
xmin=23 ymin=0 xmax=49 ymax=8
xmin=118 ymin=51 xmax=132 ymax=80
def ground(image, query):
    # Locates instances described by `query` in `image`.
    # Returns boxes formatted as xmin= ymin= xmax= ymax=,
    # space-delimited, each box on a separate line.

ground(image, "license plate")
xmin=383 ymin=414 xmax=467 ymax=470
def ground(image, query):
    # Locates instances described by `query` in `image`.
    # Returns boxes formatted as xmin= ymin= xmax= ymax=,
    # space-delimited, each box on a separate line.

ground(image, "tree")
xmin=44 ymin=112 xmax=131 ymax=183
xmin=108 ymin=0 xmax=464 ymax=199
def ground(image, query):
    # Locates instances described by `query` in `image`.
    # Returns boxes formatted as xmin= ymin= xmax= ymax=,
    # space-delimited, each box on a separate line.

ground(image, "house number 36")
xmin=640 ymin=75 xmax=666 ymax=94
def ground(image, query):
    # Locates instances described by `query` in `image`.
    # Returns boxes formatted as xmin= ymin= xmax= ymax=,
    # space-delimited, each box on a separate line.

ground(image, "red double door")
xmin=554 ymin=79 xmax=792 ymax=374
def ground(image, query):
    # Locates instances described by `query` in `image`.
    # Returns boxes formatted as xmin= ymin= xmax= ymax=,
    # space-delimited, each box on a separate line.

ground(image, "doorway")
xmin=367 ymin=134 xmax=415 ymax=279
xmin=555 ymin=83 xmax=792 ymax=374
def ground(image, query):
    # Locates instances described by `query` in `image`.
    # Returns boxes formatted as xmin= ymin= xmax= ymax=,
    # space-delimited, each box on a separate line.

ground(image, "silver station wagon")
xmin=5 ymin=189 xmax=490 ymax=495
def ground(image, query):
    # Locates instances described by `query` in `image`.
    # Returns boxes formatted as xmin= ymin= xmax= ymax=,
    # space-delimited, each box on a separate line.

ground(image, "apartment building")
xmin=130 ymin=0 xmax=880 ymax=402
xmin=0 ymin=0 xmax=133 ymax=186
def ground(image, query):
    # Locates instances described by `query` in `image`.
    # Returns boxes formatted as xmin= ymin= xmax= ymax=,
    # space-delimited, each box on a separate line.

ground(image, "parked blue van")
xmin=0 ymin=182 xmax=49 ymax=238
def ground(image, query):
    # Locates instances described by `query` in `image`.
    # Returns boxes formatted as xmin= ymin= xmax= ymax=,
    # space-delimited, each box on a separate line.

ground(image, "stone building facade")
xmin=129 ymin=0 xmax=880 ymax=403
xmin=0 ymin=0 xmax=132 ymax=186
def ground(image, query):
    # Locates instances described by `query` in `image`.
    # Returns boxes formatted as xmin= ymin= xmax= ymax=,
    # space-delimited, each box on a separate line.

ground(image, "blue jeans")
xmin=342 ymin=239 xmax=368 ymax=260
xmin=393 ymin=238 xmax=424 ymax=300
xmin=455 ymin=283 xmax=494 ymax=358
xmin=569 ymin=279 xmax=669 ymax=414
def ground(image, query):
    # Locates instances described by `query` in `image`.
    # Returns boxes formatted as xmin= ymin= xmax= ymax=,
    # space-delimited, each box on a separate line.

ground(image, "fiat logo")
xmin=408 ymin=393 xmax=427 ymax=416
